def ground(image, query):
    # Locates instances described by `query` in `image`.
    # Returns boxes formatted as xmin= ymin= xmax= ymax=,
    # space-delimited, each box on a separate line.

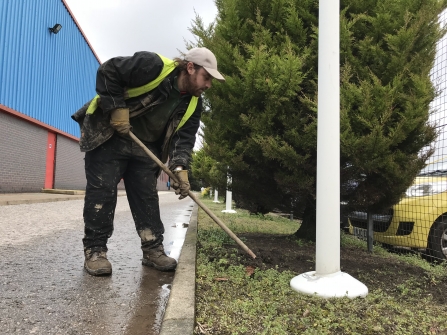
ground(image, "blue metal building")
xmin=0 ymin=0 xmax=99 ymax=192
xmin=0 ymin=0 xmax=99 ymax=137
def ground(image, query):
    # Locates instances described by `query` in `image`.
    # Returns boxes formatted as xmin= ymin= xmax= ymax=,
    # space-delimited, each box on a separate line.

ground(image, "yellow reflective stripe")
xmin=126 ymin=55 xmax=177 ymax=98
xmin=86 ymin=95 xmax=99 ymax=115
xmin=86 ymin=54 xmax=176 ymax=115
xmin=85 ymin=54 xmax=198 ymax=132
xmin=175 ymin=96 xmax=198 ymax=132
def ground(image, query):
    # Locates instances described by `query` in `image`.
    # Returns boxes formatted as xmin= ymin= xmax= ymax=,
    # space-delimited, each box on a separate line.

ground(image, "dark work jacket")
xmin=71 ymin=51 xmax=202 ymax=170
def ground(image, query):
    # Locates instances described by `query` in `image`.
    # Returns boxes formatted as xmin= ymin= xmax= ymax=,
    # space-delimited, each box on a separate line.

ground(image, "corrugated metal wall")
xmin=0 ymin=0 xmax=99 ymax=138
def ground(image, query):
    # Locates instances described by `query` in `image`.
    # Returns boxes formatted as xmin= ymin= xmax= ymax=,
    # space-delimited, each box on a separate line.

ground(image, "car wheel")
xmin=427 ymin=218 xmax=447 ymax=261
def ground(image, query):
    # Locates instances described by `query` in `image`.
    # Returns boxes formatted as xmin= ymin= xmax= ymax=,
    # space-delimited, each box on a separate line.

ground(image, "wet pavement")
xmin=0 ymin=191 xmax=194 ymax=334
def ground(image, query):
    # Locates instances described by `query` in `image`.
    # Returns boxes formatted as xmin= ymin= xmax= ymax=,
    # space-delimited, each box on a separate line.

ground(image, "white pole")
xmin=290 ymin=0 xmax=368 ymax=298
xmin=315 ymin=0 xmax=341 ymax=277
xmin=225 ymin=191 xmax=233 ymax=210
xmin=213 ymin=189 xmax=220 ymax=203
xmin=221 ymin=173 xmax=236 ymax=213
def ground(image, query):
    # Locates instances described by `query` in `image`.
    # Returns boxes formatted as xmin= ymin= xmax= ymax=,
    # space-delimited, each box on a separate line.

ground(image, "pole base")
xmin=221 ymin=209 xmax=237 ymax=213
xmin=290 ymin=271 xmax=368 ymax=299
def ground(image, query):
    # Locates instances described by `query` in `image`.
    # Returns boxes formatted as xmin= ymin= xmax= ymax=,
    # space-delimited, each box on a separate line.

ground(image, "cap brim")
xmin=203 ymin=67 xmax=225 ymax=82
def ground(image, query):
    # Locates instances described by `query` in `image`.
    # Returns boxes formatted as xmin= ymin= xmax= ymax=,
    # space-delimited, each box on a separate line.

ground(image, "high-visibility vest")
xmin=85 ymin=54 xmax=198 ymax=132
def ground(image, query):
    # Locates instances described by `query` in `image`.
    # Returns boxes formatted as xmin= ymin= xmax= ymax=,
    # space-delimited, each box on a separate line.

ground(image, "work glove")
xmin=110 ymin=108 xmax=131 ymax=135
xmin=172 ymin=170 xmax=190 ymax=200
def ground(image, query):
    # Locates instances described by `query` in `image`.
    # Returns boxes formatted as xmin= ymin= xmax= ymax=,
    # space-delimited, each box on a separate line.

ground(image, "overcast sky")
xmin=64 ymin=0 xmax=218 ymax=63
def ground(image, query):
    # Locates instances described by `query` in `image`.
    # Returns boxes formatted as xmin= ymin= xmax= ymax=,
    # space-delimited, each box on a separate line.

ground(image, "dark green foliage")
xmin=190 ymin=0 xmax=447 ymax=238
xmin=338 ymin=0 xmax=446 ymax=215
xmin=191 ymin=146 xmax=227 ymax=193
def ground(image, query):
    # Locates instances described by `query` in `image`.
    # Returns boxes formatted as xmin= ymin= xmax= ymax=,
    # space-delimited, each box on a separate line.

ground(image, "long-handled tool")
xmin=129 ymin=131 xmax=256 ymax=259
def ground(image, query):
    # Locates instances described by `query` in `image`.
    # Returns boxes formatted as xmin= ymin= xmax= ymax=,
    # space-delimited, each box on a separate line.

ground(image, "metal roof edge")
xmin=60 ymin=0 xmax=102 ymax=64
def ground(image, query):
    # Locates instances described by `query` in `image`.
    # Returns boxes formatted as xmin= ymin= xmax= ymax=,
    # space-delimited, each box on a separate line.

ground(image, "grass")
xmin=194 ymin=197 xmax=447 ymax=335
xmin=195 ymin=199 xmax=300 ymax=235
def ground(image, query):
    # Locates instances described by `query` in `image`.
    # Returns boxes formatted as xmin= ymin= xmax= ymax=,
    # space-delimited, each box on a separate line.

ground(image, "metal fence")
xmin=348 ymin=11 xmax=447 ymax=262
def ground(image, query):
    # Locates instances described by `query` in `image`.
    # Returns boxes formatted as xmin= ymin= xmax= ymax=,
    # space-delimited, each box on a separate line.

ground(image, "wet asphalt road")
xmin=0 ymin=191 xmax=194 ymax=334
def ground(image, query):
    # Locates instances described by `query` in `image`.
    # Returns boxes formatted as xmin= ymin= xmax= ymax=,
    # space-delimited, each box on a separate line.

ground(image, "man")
xmin=72 ymin=47 xmax=225 ymax=276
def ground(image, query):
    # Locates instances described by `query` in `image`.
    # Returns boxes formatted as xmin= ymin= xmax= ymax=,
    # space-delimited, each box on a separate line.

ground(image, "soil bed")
xmin=210 ymin=233 xmax=446 ymax=305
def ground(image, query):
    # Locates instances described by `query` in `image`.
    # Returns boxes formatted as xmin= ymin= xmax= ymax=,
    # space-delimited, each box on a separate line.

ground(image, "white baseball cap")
xmin=184 ymin=47 xmax=225 ymax=82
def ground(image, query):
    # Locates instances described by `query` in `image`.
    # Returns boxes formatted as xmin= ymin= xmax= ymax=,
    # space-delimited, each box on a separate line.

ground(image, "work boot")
xmin=142 ymin=245 xmax=177 ymax=271
xmin=84 ymin=249 xmax=112 ymax=276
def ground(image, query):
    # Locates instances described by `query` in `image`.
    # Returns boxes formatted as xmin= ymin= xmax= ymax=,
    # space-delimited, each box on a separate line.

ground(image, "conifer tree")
xmin=191 ymin=147 xmax=227 ymax=192
xmin=190 ymin=0 xmax=447 ymax=240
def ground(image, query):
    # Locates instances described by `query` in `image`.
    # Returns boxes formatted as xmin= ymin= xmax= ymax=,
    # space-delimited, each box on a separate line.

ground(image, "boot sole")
xmin=142 ymin=258 xmax=177 ymax=271
xmin=84 ymin=262 xmax=112 ymax=276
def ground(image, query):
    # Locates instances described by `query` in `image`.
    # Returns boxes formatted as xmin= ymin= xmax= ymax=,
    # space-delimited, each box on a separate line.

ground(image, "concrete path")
xmin=0 ymin=191 xmax=197 ymax=334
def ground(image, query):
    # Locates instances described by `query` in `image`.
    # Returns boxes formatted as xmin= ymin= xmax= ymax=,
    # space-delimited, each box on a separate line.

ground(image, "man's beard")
xmin=182 ymin=73 xmax=206 ymax=97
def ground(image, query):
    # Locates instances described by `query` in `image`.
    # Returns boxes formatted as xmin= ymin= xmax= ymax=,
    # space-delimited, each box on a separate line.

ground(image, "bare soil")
xmin=206 ymin=233 xmax=447 ymax=305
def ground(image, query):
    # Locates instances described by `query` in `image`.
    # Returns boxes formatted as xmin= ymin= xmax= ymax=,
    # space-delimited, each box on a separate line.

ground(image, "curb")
xmin=0 ymin=191 xmax=127 ymax=206
xmin=41 ymin=188 xmax=86 ymax=195
xmin=0 ymin=191 xmax=170 ymax=207
xmin=160 ymin=204 xmax=197 ymax=335
xmin=0 ymin=194 xmax=85 ymax=206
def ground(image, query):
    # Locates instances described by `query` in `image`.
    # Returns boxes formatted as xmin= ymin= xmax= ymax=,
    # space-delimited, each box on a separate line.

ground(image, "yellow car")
xmin=348 ymin=157 xmax=447 ymax=261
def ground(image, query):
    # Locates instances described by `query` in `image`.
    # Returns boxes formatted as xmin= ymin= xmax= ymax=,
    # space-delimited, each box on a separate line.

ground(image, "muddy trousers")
xmin=82 ymin=134 xmax=164 ymax=251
